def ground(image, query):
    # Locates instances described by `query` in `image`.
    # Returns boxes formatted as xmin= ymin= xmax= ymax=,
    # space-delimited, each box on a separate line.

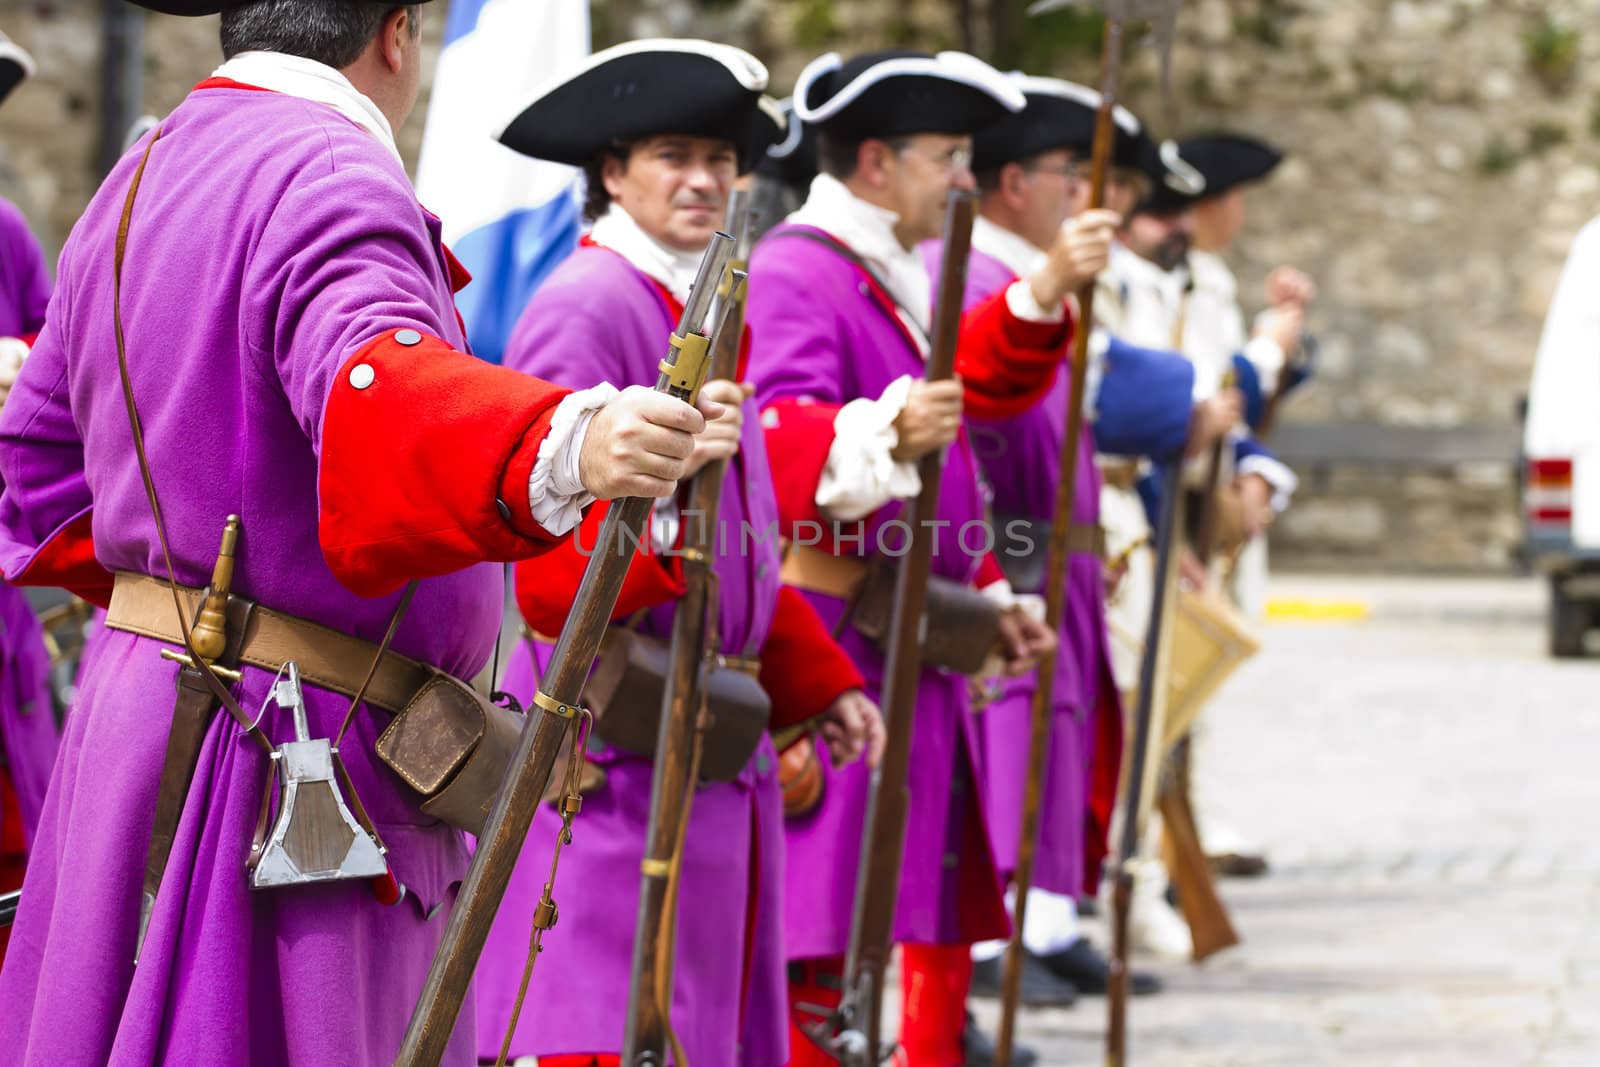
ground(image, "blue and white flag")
xmin=416 ymin=0 xmax=590 ymax=364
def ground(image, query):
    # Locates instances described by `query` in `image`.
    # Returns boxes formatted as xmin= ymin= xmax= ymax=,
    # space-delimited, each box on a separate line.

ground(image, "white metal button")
xmin=395 ymin=329 xmax=423 ymax=346
xmin=349 ymin=363 xmax=375 ymax=390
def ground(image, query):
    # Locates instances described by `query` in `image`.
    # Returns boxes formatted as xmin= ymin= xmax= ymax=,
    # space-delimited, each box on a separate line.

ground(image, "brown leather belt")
xmin=106 ymin=572 xmax=431 ymax=713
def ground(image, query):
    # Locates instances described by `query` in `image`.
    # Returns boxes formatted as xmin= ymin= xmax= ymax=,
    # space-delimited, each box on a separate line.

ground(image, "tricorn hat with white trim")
xmin=0 ymin=34 xmax=34 ymax=109
xmin=1167 ymin=132 xmax=1284 ymax=201
xmin=756 ymin=97 xmax=819 ymax=191
xmin=793 ymin=49 xmax=1024 ymax=140
xmin=973 ymin=75 xmax=1159 ymax=175
xmin=499 ymin=39 xmax=772 ymax=170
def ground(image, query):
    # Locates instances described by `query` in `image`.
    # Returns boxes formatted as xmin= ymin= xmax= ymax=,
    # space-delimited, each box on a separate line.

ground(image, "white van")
xmin=1524 ymin=216 xmax=1600 ymax=656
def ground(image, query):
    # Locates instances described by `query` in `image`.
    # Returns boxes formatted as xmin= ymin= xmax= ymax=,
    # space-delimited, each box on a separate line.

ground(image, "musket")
xmin=0 ymin=889 xmax=18 ymax=927
xmin=993 ymin=10 xmax=1126 ymax=1067
xmin=813 ymin=190 xmax=977 ymax=1066
xmin=621 ymin=190 xmax=756 ymax=1067
xmin=1107 ymin=454 xmax=1184 ymax=1067
xmin=395 ymin=233 xmax=737 ymax=1067
xmin=1156 ymin=361 xmax=1242 ymax=965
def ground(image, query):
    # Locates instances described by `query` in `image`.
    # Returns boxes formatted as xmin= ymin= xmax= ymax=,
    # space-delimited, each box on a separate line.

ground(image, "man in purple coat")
xmin=0 ymin=29 xmax=58 ymax=966
xmin=934 ymin=75 xmax=1184 ymax=1007
xmin=747 ymin=50 xmax=1069 ymax=1067
xmin=471 ymin=41 xmax=882 ymax=1067
xmin=0 ymin=4 xmax=719 ymax=1064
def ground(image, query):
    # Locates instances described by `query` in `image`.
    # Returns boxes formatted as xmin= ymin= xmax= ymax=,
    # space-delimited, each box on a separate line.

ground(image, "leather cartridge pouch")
xmin=581 ymin=628 xmax=772 ymax=782
xmin=848 ymin=556 xmax=1004 ymax=676
xmin=374 ymin=672 xmax=525 ymax=835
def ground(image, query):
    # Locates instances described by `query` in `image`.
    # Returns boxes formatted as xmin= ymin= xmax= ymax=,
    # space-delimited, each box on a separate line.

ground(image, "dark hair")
xmin=220 ymin=0 xmax=419 ymax=68
xmin=816 ymin=128 xmax=868 ymax=180
xmin=581 ymin=142 xmax=634 ymax=222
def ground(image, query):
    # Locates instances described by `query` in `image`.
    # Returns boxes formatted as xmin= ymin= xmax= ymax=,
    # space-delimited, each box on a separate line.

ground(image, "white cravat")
xmin=588 ymin=205 xmax=708 ymax=305
xmin=213 ymin=51 xmax=400 ymax=164
xmin=971 ymin=214 xmax=1070 ymax=324
xmin=791 ymin=173 xmax=933 ymax=347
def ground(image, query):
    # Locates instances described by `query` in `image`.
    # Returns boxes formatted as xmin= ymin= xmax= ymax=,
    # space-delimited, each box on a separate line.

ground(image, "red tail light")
xmin=1528 ymin=458 xmax=1574 ymax=525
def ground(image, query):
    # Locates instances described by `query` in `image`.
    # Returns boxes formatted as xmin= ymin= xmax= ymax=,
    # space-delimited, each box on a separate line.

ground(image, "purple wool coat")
xmin=951 ymin=245 xmax=1121 ymax=896
xmin=0 ymin=84 xmax=565 ymax=1065
xmin=747 ymin=224 xmax=1010 ymax=958
xmin=0 ymin=197 xmax=58 ymax=846
xmin=477 ymin=243 xmax=790 ymax=1067
xmin=0 ymin=584 xmax=53 ymax=844
xmin=0 ymin=196 xmax=50 ymax=342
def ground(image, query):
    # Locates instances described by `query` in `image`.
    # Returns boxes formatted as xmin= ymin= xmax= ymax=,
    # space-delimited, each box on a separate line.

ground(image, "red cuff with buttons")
xmin=319 ymin=327 xmax=574 ymax=598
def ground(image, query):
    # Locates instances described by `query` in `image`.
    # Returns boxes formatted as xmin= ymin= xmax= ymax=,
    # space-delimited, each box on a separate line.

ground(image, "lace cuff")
xmin=528 ymin=383 xmax=618 ymax=535
xmin=816 ymin=374 xmax=921 ymax=521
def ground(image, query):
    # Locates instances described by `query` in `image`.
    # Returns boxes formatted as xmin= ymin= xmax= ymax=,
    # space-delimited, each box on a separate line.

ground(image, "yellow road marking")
xmin=1265 ymin=598 xmax=1372 ymax=623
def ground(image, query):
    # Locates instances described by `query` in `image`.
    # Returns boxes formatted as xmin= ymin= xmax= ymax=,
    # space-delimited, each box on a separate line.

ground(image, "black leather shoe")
xmin=1209 ymin=851 xmax=1270 ymax=878
xmin=1037 ymin=937 xmax=1162 ymax=996
xmin=961 ymin=1010 xmax=1040 ymax=1067
xmin=969 ymin=952 xmax=1078 ymax=1007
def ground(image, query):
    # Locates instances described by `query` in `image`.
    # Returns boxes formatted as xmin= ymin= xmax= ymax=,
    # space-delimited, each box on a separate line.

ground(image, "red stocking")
xmin=897 ymin=943 xmax=973 ymax=1067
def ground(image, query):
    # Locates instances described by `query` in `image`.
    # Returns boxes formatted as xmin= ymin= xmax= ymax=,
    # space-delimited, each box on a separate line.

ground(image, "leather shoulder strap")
xmin=112 ymin=134 xmax=270 ymax=753
xmin=765 ymin=227 xmax=931 ymax=350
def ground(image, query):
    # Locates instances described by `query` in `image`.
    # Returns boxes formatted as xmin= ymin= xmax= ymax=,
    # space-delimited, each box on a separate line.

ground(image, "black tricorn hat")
xmin=498 ymin=39 xmax=771 ymax=171
xmin=1135 ymin=140 xmax=1212 ymax=216
xmin=1171 ymin=132 xmax=1284 ymax=200
xmin=126 ymin=0 xmax=433 ymax=14
xmin=756 ymin=96 xmax=819 ymax=192
xmin=793 ymin=49 xmax=1024 ymax=140
xmin=0 ymin=35 xmax=33 ymax=109
xmin=974 ymin=75 xmax=1173 ymax=186
xmin=747 ymin=94 xmax=788 ymax=172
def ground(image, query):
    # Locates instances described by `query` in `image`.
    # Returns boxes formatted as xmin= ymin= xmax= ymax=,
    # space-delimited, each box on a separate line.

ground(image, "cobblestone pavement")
xmin=969 ymin=574 xmax=1600 ymax=1067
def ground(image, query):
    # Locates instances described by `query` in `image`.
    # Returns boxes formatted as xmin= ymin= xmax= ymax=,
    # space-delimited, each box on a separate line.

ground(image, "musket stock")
xmin=622 ymin=192 xmax=756 ymax=1067
xmin=395 ymin=233 xmax=737 ymax=1067
xmin=822 ymin=191 xmax=977 ymax=1065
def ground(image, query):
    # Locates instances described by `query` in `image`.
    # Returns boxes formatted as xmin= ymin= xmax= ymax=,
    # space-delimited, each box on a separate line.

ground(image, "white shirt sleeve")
xmin=527 ymin=383 xmax=618 ymax=536
xmin=1238 ymin=452 xmax=1299 ymax=512
xmin=1243 ymin=331 xmax=1287 ymax=394
xmin=1005 ymin=279 xmax=1068 ymax=324
xmin=816 ymin=374 xmax=922 ymax=521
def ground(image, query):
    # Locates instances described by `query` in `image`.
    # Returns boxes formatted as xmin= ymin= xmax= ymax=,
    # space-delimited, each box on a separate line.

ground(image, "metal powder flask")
xmin=251 ymin=662 xmax=388 ymax=889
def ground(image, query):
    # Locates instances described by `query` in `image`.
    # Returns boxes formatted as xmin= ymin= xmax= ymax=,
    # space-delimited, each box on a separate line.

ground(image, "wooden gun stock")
xmin=1157 ymin=773 xmax=1239 ymax=961
xmin=395 ymin=233 xmax=737 ymax=1067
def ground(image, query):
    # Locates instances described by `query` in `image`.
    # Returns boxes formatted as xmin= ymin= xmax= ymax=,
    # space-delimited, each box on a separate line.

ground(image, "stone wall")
xmin=4 ymin=0 xmax=1596 ymax=570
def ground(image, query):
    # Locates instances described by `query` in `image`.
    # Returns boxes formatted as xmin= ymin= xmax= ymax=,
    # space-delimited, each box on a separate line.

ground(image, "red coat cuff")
xmin=12 ymin=510 xmax=113 ymax=607
xmin=956 ymin=287 xmax=1074 ymax=420
xmin=513 ymin=499 xmax=685 ymax=636
xmin=975 ymin=551 xmax=1007 ymax=591
xmin=760 ymin=397 xmax=840 ymax=533
xmin=319 ymin=328 xmax=573 ymax=598
xmin=761 ymin=585 xmax=864 ymax=731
